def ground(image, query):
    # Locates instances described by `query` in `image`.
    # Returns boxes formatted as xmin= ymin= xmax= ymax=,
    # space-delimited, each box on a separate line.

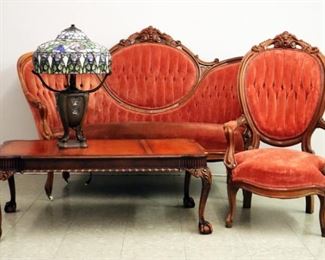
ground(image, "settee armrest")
xmin=223 ymin=115 xmax=248 ymax=169
xmin=24 ymin=92 xmax=53 ymax=139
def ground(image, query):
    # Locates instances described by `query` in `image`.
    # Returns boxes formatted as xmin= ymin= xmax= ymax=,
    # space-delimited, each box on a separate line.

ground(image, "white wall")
xmin=0 ymin=0 xmax=324 ymax=153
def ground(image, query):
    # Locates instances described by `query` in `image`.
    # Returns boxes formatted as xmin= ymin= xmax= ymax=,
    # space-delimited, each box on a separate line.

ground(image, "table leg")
xmin=187 ymin=167 xmax=213 ymax=234
xmin=44 ymin=171 xmax=54 ymax=200
xmin=5 ymin=175 xmax=16 ymax=213
xmin=183 ymin=171 xmax=195 ymax=208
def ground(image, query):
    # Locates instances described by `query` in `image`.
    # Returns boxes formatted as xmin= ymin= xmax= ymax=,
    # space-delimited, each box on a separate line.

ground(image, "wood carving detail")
xmin=119 ymin=26 xmax=181 ymax=47
xmin=252 ymin=31 xmax=319 ymax=54
xmin=186 ymin=167 xmax=212 ymax=184
xmin=0 ymin=171 xmax=14 ymax=181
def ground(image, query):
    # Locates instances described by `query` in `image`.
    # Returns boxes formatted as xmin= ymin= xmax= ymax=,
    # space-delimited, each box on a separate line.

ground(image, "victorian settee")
xmin=5 ymin=26 xmax=245 ymax=212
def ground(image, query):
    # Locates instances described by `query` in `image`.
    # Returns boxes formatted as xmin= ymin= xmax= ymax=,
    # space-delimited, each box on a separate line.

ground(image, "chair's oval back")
xmin=239 ymin=32 xmax=325 ymax=147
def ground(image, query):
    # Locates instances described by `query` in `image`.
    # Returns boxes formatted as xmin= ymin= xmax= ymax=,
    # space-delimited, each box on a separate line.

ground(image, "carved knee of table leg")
xmin=183 ymin=171 xmax=195 ymax=208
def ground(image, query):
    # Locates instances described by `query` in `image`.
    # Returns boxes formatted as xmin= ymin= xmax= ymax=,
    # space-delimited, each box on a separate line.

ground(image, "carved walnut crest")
xmin=119 ymin=26 xmax=181 ymax=47
xmin=252 ymin=31 xmax=319 ymax=54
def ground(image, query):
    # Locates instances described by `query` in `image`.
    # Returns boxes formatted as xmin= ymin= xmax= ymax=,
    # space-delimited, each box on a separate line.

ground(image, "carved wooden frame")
xmin=102 ymin=25 xmax=239 ymax=114
xmin=239 ymin=31 xmax=325 ymax=151
xmin=224 ymin=32 xmax=325 ymax=236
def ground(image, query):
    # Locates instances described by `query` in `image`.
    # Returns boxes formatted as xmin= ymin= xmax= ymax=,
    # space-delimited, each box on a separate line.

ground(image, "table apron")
xmin=0 ymin=157 xmax=207 ymax=172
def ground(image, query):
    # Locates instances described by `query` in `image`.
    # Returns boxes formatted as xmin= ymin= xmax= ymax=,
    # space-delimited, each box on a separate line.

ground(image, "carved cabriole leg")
xmin=183 ymin=170 xmax=195 ymax=208
xmin=4 ymin=175 xmax=17 ymax=213
xmin=318 ymin=195 xmax=325 ymax=237
xmin=226 ymin=171 xmax=239 ymax=228
xmin=45 ymin=171 xmax=54 ymax=201
xmin=62 ymin=171 xmax=70 ymax=183
xmin=306 ymin=195 xmax=314 ymax=214
xmin=243 ymin=189 xmax=252 ymax=209
xmin=187 ymin=167 xmax=213 ymax=234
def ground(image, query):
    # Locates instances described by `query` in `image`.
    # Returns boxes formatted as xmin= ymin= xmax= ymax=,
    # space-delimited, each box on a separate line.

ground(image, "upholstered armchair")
xmin=223 ymin=32 xmax=325 ymax=236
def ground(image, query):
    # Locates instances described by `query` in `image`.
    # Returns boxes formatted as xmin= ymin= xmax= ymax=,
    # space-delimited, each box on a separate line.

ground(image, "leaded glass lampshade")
xmin=32 ymin=25 xmax=111 ymax=149
xmin=33 ymin=24 xmax=111 ymax=74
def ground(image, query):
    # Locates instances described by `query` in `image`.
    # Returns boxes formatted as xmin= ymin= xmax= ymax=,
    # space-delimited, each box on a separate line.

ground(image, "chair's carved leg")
xmin=318 ymin=195 xmax=325 ymax=237
xmin=183 ymin=170 xmax=195 ymax=208
xmin=187 ymin=167 xmax=213 ymax=234
xmin=4 ymin=175 xmax=17 ymax=213
xmin=226 ymin=183 xmax=239 ymax=228
xmin=243 ymin=189 xmax=252 ymax=209
xmin=85 ymin=173 xmax=93 ymax=186
xmin=45 ymin=171 xmax=54 ymax=201
xmin=62 ymin=171 xmax=70 ymax=183
xmin=306 ymin=195 xmax=314 ymax=214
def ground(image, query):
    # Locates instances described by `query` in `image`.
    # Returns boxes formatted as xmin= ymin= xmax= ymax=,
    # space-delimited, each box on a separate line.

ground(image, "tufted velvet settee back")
xmin=18 ymin=26 xmax=244 ymax=160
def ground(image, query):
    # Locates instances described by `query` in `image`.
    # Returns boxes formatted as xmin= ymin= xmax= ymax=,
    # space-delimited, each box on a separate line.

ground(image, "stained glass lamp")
xmin=32 ymin=24 xmax=111 ymax=148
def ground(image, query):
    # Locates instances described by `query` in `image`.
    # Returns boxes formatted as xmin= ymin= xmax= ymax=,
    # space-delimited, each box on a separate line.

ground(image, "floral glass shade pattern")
xmin=33 ymin=25 xmax=111 ymax=74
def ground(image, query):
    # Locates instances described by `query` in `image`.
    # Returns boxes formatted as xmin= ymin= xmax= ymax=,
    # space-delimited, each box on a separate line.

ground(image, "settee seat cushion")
xmin=233 ymin=148 xmax=325 ymax=190
xmin=79 ymin=122 xmax=244 ymax=160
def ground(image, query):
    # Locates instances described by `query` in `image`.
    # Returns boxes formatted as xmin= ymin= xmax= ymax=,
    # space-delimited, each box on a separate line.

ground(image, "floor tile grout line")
xmin=119 ymin=199 xmax=132 ymax=260
xmin=1 ymin=182 xmax=44 ymax=237
xmin=50 ymin=198 xmax=86 ymax=260
xmin=283 ymin=211 xmax=318 ymax=259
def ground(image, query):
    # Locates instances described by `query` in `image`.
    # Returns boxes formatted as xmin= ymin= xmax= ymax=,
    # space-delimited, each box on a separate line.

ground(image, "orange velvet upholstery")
xmin=107 ymin=43 xmax=198 ymax=109
xmin=233 ymin=148 xmax=325 ymax=189
xmin=244 ymin=49 xmax=323 ymax=140
xmin=18 ymin=29 xmax=244 ymax=161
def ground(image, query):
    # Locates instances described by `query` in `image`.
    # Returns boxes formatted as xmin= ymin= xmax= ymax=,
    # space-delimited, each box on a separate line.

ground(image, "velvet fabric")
xmin=107 ymin=43 xmax=198 ymax=109
xmin=19 ymin=52 xmax=242 ymax=157
xmin=233 ymin=148 xmax=325 ymax=189
xmin=244 ymin=49 xmax=323 ymax=140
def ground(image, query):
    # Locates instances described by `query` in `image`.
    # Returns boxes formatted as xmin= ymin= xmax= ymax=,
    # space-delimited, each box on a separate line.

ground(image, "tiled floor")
xmin=0 ymin=163 xmax=324 ymax=260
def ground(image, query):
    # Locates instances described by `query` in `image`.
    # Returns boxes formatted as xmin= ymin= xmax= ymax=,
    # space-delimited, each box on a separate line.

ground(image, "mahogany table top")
xmin=0 ymin=139 xmax=207 ymax=173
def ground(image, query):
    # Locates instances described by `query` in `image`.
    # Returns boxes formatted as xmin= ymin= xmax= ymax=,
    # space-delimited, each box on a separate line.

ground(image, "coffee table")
xmin=0 ymin=139 xmax=212 ymax=237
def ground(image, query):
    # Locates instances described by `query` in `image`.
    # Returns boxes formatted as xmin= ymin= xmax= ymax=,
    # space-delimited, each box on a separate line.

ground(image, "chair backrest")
xmin=238 ymin=32 xmax=325 ymax=151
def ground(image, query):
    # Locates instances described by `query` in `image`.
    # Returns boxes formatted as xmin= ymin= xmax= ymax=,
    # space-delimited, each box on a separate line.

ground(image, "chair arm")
xmin=223 ymin=115 xmax=248 ymax=169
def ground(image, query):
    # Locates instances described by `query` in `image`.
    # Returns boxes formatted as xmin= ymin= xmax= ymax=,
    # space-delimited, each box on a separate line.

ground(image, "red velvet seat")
xmin=233 ymin=148 xmax=325 ymax=189
xmin=223 ymin=32 xmax=325 ymax=237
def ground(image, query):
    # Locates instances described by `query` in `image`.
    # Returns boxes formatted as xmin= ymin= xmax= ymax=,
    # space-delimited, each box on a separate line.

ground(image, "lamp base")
xmin=58 ymin=139 xmax=88 ymax=149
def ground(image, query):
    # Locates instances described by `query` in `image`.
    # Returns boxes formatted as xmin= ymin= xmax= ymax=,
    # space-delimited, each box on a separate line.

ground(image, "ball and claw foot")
xmin=4 ymin=201 xmax=16 ymax=213
xmin=183 ymin=196 xmax=195 ymax=208
xmin=199 ymin=220 xmax=213 ymax=234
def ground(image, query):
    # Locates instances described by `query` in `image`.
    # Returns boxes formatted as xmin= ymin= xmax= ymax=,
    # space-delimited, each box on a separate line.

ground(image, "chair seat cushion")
xmin=233 ymin=148 xmax=325 ymax=189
